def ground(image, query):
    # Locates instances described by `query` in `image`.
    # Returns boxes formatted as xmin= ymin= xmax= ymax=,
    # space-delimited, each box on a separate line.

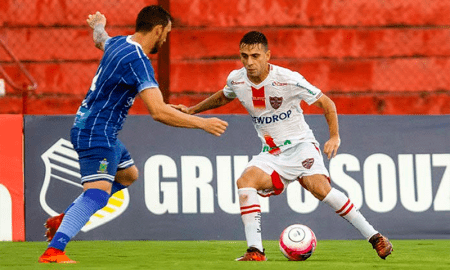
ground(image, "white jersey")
xmin=223 ymin=64 xmax=323 ymax=153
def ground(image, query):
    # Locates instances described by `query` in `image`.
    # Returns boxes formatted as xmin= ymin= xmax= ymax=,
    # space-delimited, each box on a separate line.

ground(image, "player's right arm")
xmin=172 ymin=71 xmax=237 ymax=114
xmin=87 ymin=11 xmax=110 ymax=51
xmin=173 ymin=90 xmax=234 ymax=115
xmin=140 ymin=87 xmax=228 ymax=136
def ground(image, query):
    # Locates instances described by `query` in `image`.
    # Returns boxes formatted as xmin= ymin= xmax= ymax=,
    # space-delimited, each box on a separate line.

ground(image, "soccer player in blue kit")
xmin=38 ymin=6 xmax=228 ymax=263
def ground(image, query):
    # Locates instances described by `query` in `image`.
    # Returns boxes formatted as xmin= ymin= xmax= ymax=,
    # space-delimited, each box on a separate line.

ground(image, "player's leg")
xmin=293 ymin=142 xmax=392 ymax=259
xmin=235 ymin=166 xmax=272 ymax=261
xmin=300 ymin=174 xmax=393 ymax=259
xmin=301 ymin=174 xmax=377 ymax=237
xmin=110 ymin=139 xmax=138 ymax=194
xmin=59 ymin=165 xmax=137 ymax=218
xmin=50 ymin=141 xmax=136 ymax=225
xmin=109 ymin=164 xmax=138 ymax=195
xmin=39 ymin=147 xmax=117 ymax=263
xmin=44 ymin=141 xmax=137 ymax=243
xmin=39 ymin=181 xmax=111 ymax=263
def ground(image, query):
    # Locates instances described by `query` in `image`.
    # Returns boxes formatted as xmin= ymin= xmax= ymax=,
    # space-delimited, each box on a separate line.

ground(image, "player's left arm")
xmin=87 ymin=11 xmax=110 ymax=51
xmin=312 ymin=94 xmax=341 ymax=159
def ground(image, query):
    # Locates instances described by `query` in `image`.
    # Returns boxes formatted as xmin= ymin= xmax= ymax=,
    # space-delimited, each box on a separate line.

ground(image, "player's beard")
xmin=150 ymin=44 xmax=159 ymax=54
xmin=150 ymin=35 xmax=164 ymax=54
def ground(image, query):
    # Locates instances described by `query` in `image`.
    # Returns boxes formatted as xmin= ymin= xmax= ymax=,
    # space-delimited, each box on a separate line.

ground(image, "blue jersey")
xmin=71 ymin=35 xmax=158 ymax=149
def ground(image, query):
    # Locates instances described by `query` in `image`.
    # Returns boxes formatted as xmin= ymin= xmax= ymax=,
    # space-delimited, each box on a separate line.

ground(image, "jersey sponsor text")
xmin=252 ymin=110 xmax=292 ymax=124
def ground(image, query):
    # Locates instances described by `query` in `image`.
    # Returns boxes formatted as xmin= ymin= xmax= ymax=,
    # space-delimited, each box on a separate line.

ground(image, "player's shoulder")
xmin=227 ymin=67 xmax=247 ymax=86
xmin=105 ymin=35 xmax=127 ymax=49
xmin=227 ymin=67 xmax=246 ymax=79
xmin=107 ymin=36 xmax=150 ymax=66
xmin=110 ymin=35 xmax=127 ymax=42
xmin=270 ymin=64 xmax=304 ymax=82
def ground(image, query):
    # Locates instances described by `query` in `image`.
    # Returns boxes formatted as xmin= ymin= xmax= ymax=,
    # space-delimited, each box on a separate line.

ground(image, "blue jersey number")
xmin=90 ymin=67 xmax=103 ymax=92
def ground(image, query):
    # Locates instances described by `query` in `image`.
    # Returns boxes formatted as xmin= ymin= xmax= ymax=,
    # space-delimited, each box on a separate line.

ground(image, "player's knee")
xmin=236 ymin=177 xmax=246 ymax=189
xmin=237 ymin=168 xmax=273 ymax=190
xmin=116 ymin=166 xmax=139 ymax=186
xmin=236 ymin=176 xmax=254 ymax=189
xmin=83 ymin=180 xmax=113 ymax=194
xmin=129 ymin=167 xmax=139 ymax=182
xmin=302 ymin=175 xmax=331 ymax=201
xmin=126 ymin=169 xmax=139 ymax=185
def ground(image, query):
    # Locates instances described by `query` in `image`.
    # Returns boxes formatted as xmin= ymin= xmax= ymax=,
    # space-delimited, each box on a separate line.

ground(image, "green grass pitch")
xmin=1 ymin=239 xmax=449 ymax=270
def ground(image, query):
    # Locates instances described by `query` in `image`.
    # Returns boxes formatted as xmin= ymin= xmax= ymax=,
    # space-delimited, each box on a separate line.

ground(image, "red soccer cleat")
xmin=369 ymin=233 xmax=393 ymax=259
xmin=44 ymin=213 xmax=64 ymax=242
xmin=38 ymin=247 xmax=76 ymax=263
xmin=235 ymin=247 xmax=267 ymax=261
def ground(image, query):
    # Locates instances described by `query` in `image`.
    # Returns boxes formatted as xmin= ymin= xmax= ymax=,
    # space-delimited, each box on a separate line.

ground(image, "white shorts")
xmin=246 ymin=142 xmax=330 ymax=197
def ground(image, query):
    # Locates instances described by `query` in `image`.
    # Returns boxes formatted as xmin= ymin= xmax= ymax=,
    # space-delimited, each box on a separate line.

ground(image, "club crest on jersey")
xmin=98 ymin=158 xmax=109 ymax=173
xmin=302 ymin=158 xmax=314 ymax=169
xmin=269 ymin=96 xmax=283 ymax=110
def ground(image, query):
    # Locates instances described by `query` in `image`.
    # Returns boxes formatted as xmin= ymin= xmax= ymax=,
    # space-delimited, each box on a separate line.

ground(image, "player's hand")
xmin=323 ymin=136 xmax=340 ymax=159
xmin=170 ymin=104 xmax=190 ymax=114
xmin=202 ymin=117 xmax=228 ymax=136
xmin=87 ymin=11 xmax=106 ymax=29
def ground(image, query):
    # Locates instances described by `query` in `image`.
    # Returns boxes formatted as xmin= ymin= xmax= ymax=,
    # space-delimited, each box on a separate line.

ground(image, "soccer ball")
xmin=279 ymin=224 xmax=317 ymax=261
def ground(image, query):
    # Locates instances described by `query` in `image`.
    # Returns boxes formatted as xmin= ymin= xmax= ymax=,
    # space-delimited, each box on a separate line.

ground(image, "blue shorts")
xmin=76 ymin=139 xmax=134 ymax=184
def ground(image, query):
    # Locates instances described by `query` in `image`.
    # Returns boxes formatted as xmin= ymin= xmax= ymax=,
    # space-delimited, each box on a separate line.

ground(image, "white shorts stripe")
xmin=81 ymin=174 xmax=115 ymax=183
xmin=118 ymin=159 xmax=134 ymax=168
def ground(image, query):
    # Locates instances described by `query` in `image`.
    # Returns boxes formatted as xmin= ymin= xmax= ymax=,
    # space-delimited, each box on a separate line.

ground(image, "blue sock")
xmin=63 ymin=194 xmax=83 ymax=214
xmin=111 ymin=181 xmax=127 ymax=195
xmin=49 ymin=189 xmax=109 ymax=251
xmin=63 ymin=182 xmax=125 ymax=214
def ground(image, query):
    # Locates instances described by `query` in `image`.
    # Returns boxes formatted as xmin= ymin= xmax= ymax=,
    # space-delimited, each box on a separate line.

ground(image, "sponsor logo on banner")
xmin=143 ymin=153 xmax=450 ymax=215
xmin=40 ymin=138 xmax=130 ymax=232
xmin=269 ymin=96 xmax=283 ymax=109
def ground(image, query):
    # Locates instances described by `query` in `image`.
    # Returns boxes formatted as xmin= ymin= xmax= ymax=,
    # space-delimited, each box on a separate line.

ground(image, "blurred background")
xmin=0 ymin=0 xmax=449 ymax=115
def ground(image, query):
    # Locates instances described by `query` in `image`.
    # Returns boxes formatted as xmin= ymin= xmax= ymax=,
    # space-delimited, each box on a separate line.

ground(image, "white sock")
xmin=238 ymin=188 xmax=263 ymax=252
xmin=322 ymin=188 xmax=378 ymax=240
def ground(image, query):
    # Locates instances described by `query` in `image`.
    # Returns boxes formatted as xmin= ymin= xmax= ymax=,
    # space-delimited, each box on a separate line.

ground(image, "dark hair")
xmin=240 ymin=31 xmax=268 ymax=51
xmin=135 ymin=5 xmax=173 ymax=32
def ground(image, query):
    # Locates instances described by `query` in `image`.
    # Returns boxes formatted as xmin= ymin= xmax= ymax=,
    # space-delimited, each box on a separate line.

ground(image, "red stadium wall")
xmin=0 ymin=115 xmax=25 ymax=241
xmin=1 ymin=0 xmax=449 ymax=115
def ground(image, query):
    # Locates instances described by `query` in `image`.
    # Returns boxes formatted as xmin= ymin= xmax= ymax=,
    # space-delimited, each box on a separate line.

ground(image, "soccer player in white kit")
xmin=174 ymin=31 xmax=393 ymax=261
